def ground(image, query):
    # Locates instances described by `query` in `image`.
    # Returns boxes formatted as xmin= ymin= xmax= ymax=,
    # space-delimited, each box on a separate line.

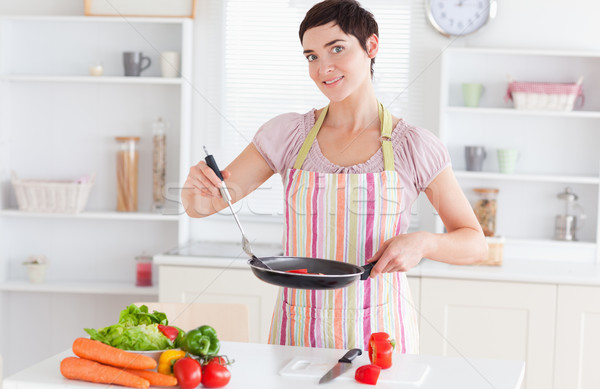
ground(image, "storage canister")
xmin=473 ymin=188 xmax=499 ymax=237
xmin=115 ymin=136 xmax=140 ymax=212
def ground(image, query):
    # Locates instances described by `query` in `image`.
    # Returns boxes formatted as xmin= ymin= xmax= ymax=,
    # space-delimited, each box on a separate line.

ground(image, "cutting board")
xmin=279 ymin=356 xmax=430 ymax=385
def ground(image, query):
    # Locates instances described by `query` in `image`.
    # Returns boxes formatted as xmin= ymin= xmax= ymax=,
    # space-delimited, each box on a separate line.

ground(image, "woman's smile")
xmin=323 ymin=75 xmax=344 ymax=86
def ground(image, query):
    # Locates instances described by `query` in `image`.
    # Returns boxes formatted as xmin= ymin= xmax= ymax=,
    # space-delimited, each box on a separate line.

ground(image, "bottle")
xmin=115 ymin=136 xmax=140 ymax=212
xmin=472 ymin=188 xmax=499 ymax=237
xmin=152 ymin=118 xmax=168 ymax=211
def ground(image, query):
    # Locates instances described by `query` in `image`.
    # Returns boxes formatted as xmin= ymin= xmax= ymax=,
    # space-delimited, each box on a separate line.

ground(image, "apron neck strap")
xmin=293 ymin=102 xmax=395 ymax=171
xmin=378 ymin=102 xmax=395 ymax=172
xmin=293 ymin=105 xmax=328 ymax=170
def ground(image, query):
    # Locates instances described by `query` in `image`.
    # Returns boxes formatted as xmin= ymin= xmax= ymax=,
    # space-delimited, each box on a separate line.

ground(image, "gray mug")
xmin=123 ymin=52 xmax=151 ymax=77
xmin=465 ymin=146 xmax=487 ymax=171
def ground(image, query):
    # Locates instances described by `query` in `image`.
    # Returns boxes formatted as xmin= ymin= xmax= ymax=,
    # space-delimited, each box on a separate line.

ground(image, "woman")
xmin=182 ymin=0 xmax=487 ymax=354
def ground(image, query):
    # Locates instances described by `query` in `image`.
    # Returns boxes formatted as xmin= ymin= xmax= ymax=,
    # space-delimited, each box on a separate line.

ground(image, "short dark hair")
xmin=299 ymin=0 xmax=379 ymax=77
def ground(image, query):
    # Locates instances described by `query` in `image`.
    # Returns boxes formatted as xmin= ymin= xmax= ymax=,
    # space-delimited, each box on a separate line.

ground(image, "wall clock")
xmin=425 ymin=0 xmax=497 ymax=37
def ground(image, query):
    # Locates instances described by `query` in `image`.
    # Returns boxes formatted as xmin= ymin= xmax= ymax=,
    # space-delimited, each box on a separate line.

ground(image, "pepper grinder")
xmin=554 ymin=187 xmax=586 ymax=241
xmin=152 ymin=117 xmax=168 ymax=211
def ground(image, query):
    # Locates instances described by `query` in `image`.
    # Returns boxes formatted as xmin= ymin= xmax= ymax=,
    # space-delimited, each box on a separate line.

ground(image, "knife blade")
xmin=318 ymin=348 xmax=362 ymax=384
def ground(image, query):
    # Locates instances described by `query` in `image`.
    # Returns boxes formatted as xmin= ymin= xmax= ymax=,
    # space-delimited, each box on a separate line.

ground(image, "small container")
xmin=473 ymin=188 xmax=499 ymax=237
xmin=135 ymin=254 xmax=153 ymax=287
xmin=480 ymin=236 xmax=504 ymax=266
xmin=115 ymin=137 xmax=140 ymax=212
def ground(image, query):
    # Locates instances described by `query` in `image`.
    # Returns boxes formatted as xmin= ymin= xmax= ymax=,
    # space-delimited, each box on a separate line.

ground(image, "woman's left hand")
xmin=366 ymin=232 xmax=429 ymax=277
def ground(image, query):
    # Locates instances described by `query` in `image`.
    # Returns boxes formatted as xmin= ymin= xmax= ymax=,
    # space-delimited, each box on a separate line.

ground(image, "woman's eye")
xmin=332 ymin=46 xmax=344 ymax=54
xmin=306 ymin=54 xmax=317 ymax=62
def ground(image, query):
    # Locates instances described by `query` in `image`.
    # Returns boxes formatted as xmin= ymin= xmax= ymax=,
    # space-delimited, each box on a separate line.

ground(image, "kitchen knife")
xmin=318 ymin=348 xmax=362 ymax=384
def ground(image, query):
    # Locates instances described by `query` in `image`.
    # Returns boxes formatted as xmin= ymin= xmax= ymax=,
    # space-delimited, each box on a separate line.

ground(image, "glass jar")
xmin=473 ymin=188 xmax=499 ymax=237
xmin=152 ymin=118 xmax=168 ymax=211
xmin=135 ymin=254 xmax=153 ymax=287
xmin=115 ymin=136 xmax=140 ymax=212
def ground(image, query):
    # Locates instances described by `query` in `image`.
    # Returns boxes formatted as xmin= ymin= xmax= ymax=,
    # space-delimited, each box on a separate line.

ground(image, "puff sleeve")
xmin=395 ymin=124 xmax=451 ymax=192
xmin=252 ymin=112 xmax=307 ymax=176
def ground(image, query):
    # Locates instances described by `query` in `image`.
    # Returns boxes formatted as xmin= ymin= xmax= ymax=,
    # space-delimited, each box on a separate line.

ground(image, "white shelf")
xmin=454 ymin=171 xmax=600 ymax=185
xmin=444 ymin=46 xmax=600 ymax=58
xmin=0 ymin=75 xmax=183 ymax=85
xmin=446 ymin=106 xmax=600 ymax=119
xmin=0 ymin=209 xmax=181 ymax=221
xmin=0 ymin=280 xmax=158 ymax=295
xmin=0 ymin=15 xmax=191 ymax=24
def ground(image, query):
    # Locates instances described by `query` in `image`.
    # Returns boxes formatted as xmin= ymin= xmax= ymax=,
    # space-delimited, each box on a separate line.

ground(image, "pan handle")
xmin=360 ymin=261 xmax=377 ymax=280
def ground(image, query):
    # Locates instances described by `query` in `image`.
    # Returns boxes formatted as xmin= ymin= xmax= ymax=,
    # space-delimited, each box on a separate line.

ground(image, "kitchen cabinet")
xmin=419 ymin=277 xmax=556 ymax=389
xmin=0 ymin=15 xmax=193 ymax=376
xmin=159 ymin=265 xmax=280 ymax=343
xmin=438 ymin=48 xmax=600 ymax=263
xmin=554 ymin=285 xmax=600 ymax=388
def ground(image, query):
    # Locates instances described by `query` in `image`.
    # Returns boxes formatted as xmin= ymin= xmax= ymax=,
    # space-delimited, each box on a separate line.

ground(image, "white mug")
xmin=160 ymin=51 xmax=181 ymax=78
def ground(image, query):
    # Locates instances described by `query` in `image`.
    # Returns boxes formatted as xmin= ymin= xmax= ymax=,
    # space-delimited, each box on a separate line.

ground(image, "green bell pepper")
xmin=181 ymin=325 xmax=220 ymax=357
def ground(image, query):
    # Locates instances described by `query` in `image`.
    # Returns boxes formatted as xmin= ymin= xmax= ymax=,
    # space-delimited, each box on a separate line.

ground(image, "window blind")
xmin=197 ymin=0 xmax=428 ymax=222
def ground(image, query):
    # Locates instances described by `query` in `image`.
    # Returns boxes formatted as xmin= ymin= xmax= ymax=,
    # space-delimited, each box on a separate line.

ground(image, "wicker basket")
xmin=505 ymin=75 xmax=584 ymax=111
xmin=11 ymin=172 xmax=94 ymax=213
xmin=479 ymin=236 xmax=504 ymax=266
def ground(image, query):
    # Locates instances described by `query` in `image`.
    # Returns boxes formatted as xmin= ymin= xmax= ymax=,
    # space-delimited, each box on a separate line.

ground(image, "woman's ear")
xmin=366 ymin=34 xmax=379 ymax=58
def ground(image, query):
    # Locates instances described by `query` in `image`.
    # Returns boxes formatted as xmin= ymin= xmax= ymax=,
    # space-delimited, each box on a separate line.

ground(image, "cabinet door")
xmin=554 ymin=285 xmax=600 ymax=389
xmin=159 ymin=266 xmax=279 ymax=343
xmin=420 ymin=278 xmax=556 ymax=389
xmin=407 ymin=275 xmax=420 ymax=333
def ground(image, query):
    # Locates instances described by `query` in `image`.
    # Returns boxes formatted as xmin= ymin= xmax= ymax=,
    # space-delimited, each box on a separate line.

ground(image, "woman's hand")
xmin=366 ymin=231 xmax=429 ymax=277
xmin=181 ymin=143 xmax=275 ymax=218
xmin=184 ymin=161 xmax=231 ymax=198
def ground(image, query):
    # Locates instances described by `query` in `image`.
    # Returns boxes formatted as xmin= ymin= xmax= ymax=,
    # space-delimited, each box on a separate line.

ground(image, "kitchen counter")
xmin=3 ymin=341 xmax=524 ymax=389
xmin=155 ymin=241 xmax=600 ymax=286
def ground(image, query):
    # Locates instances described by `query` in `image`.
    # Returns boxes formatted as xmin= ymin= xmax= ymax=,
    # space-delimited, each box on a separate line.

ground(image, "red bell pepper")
xmin=286 ymin=269 xmax=308 ymax=274
xmin=355 ymin=364 xmax=381 ymax=385
xmin=157 ymin=324 xmax=179 ymax=342
xmin=368 ymin=332 xmax=395 ymax=369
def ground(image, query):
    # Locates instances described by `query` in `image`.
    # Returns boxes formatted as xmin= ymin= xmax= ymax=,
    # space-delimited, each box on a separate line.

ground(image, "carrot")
xmin=123 ymin=368 xmax=178 ymax=387
xmin=72 ymin=338 xmax=157 ymax=370
xmin=60 ymin=357 xmax=150 ymax=389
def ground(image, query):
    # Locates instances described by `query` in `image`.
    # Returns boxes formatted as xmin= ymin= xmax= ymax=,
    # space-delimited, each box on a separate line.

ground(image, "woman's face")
xmin=302 ymin=22 xmax=376 ymax=103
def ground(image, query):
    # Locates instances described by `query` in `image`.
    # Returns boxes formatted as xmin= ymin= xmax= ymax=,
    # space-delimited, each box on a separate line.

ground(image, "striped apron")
xmin=268 ymin=103 xmax=419 ymax=353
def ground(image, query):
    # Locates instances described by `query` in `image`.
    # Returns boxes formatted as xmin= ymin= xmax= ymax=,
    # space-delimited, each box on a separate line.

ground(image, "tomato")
xmin=202 ymin=360 xmax=232 ymax=388
xmin=355 ymin=364 xmax=381 ymax=385
xmin=368 ymin=332 xmax=395 ymax=369
xmin=173 ymin=357 xmax=202 ymax=389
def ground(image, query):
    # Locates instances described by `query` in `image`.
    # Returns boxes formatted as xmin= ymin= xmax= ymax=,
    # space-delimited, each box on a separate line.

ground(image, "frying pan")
xmin=203 ymin=148 xmax=376 ymax=290
xmin=248 ymin=255 xmax=376 ymax=290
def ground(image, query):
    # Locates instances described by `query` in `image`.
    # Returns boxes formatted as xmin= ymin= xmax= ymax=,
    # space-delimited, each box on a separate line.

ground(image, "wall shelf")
xmin=446 ymin=106 xmax=600 ymax=119
xmin=439 ymin=47 xmax=600 ymax=262
xmin=0 ymin=209 xmax=181 ymax=221
xmin=0 ymin=75 xmax=184 ymax=84
xmin=454 ymin=171 xmax=600 ymax=185
xmin=0 ymin=280 xmax=158 ymax=295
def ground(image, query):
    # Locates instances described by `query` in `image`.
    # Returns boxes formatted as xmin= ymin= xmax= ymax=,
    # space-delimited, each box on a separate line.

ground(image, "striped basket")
xmin=505 ymin=75 xmax=584 ymax=111
xmin=11 ymin=171 xmax=94 ymax=213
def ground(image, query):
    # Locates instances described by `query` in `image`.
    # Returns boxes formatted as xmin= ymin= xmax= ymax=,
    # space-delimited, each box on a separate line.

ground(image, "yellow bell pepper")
xmin=158 ymin=349 xmax=187 ymax=375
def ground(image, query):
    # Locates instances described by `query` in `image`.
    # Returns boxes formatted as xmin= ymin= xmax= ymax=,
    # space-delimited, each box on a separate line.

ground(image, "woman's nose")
xmin=319 ymin=58 xmax=334 ymax=74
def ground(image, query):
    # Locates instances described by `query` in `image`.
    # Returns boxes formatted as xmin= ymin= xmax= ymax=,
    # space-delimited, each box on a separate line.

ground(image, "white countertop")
xmin=3 ymin=341 xmax=524 ymax=389
xmin=154 ymin=241 xmax=600 ymax=286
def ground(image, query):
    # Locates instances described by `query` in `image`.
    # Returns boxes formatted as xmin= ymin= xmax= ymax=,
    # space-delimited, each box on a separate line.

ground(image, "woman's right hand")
xmin=181 ymin=143 xmax=275 ymax=218
xmin=184 ymin=161 xmax=231 ymax=198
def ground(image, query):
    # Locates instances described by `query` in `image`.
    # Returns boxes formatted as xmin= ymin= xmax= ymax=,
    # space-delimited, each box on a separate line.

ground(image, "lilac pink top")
xmin=252 ymin=109 xmax=451 ymax=234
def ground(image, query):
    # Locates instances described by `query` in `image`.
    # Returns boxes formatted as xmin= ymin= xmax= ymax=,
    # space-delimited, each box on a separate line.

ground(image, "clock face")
xmin=427 ymin=0 xmax=496 ymax=37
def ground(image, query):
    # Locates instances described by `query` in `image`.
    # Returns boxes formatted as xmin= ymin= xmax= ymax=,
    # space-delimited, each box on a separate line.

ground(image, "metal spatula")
xmin=203 ymin=147 xmax=273 ymax=270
